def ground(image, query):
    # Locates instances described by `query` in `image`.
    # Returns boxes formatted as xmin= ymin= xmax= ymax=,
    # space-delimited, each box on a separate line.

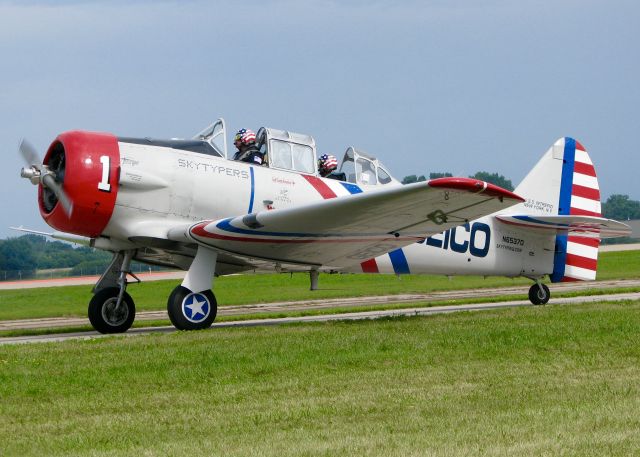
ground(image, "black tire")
xmin=88 ymin=287 xmax=136 ymax=334
xmin=167 ymin=285 xmax=217 ymax=330
xmin=528 ymin=283 xmax=550 ymax=305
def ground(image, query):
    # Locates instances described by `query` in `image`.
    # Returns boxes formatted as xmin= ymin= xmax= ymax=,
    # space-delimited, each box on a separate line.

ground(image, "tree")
xmin=0 ymin=237 xmax=38 ymax=276
xmin=0 ymin=235 xmax=112 ymax=272
xmin=429 ymin=172 xmax=453 ymax=179
xmin=401 ymin=175 xmax=426 ymax=184
xmin=0 ymin=235 xmax=167 ymax=279
xmin=469 ymin=171 xmax=514 ymax=191
xmin=602 ymin=194 xmax=640 ymax=221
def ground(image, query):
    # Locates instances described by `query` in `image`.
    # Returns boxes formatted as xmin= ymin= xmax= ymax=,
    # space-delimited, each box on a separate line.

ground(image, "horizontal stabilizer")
xmin=496 ymin=215 xmax=631 ymax=239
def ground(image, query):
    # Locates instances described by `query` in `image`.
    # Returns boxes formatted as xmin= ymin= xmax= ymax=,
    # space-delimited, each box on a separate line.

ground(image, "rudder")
xmin=549 ymin=138 xmax=601 ymax=282
xmin=511 ymin=138 xmax=602 ymax=282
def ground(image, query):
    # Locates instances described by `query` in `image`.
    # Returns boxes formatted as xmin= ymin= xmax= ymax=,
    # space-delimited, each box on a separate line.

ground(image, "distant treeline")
xmin=0 ymin=235 xmax=162 ymax=280
xmin=600 ymin=195 xmax=640 ymax=244
xmin=402 ymin=172 xmax=514 ymax=191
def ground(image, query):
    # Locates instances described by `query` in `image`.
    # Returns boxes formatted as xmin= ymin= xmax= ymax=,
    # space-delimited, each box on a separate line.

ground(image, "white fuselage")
xmin=103 ymin=142 xmax=556 ymax=280
xmin=103 ymin=142 xmax=383 ymax=244
xmin=373 ymin=215 xmax=556 ymax=279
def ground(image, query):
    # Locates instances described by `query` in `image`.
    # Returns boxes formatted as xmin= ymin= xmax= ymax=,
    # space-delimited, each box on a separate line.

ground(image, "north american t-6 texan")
xmin=18 ymin=118 xmax=631 ymax=333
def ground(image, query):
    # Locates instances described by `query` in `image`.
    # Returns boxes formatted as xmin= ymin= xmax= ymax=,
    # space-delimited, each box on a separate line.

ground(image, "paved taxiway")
xmin=2 ymin=290 xmax=638 ymax=345
xmin=3 ymin=278 xmax=639 ymax=332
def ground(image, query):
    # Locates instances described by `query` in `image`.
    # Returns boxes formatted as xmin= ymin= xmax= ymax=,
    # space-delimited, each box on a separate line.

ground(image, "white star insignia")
xmin=186 ymin=296 xmax=207 ymax=318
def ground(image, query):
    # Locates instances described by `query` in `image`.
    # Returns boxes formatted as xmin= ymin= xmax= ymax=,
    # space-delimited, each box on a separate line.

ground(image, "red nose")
xmin=40 ymin=131 xmax=120 ymax=238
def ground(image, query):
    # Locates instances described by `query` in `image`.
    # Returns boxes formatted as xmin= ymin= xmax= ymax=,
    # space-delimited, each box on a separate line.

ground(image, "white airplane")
xmin=18 ymin=118 xmax=630 ymax=333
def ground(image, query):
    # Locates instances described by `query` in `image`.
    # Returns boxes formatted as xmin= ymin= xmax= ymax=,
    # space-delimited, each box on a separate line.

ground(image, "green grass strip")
xmin=1 ymin=300 xmax=639 ymax=456
xmin=1 ymin=250 xmax=638 ymax=321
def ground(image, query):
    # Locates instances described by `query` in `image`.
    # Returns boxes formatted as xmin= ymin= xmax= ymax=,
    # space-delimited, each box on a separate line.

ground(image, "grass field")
xmin=1 ymin=300 xmax=639 ymax=456
xmin=0 ymin=250 xmax=638 ymax=321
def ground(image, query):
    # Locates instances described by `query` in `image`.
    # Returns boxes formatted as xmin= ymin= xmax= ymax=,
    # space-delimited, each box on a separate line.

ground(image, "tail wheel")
xmin=167 ymin=285 xmax=217 ymax=330
xmin=88 ymin=287 xmax=136 ymax=334
xmin=528 ymin=283 xmax=550 ymax=305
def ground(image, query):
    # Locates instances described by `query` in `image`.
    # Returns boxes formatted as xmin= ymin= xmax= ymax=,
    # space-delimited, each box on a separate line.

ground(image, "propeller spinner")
xmin=19 ymin=138 xmax=73 ymax=215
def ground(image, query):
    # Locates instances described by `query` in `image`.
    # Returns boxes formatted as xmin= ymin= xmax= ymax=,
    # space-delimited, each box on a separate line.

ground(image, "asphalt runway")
xmin=2 ymin=278 xmax=639 ymax=332
xmin=2 ymin=288 xmax=638 ymax=345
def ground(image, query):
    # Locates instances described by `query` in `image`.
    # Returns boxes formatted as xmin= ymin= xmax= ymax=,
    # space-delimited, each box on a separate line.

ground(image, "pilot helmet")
xmin=234 ymin=128 xmax=256 ymax=146
xmin=318 ymin=154 xmax=338 ymax=172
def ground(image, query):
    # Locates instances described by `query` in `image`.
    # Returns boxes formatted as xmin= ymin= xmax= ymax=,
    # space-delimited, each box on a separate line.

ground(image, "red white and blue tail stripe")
xmin=551 ymin=138 xmax=601 ymax=282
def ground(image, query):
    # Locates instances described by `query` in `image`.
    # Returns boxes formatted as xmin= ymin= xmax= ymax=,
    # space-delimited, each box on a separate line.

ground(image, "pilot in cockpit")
xmin=233 ymin=128 xmax=264 ymax=165
xmin=318 ymin=154 xmax=345 ymax=180
xmin=318 ymin=154 xmax=337 ymax=177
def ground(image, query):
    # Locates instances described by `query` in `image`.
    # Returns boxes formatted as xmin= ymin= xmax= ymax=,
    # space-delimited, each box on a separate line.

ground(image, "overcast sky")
xmin=1 ymin=0 xmax=638 ymax=238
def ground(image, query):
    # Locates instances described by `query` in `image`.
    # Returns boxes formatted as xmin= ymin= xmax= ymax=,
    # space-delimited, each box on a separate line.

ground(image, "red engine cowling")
xmin=39 ymin=131 xmax=120 ymax=237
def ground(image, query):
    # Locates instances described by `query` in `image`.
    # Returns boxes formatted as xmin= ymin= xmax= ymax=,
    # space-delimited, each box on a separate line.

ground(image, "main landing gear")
xmin=88 ymin=247 xmax=219 ymax=334
xmin=89 ymin=251 xmax=138 ymax=334
xmin=167 ymin=246 xmax=219 ymax=331
xmin=167 ymin=286 xmax=217 ymax=330
xmin=528 ymin=280 xmax=550 ymax=305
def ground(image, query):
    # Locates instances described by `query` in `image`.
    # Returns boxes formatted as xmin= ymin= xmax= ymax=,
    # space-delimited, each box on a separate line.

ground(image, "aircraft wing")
xmin=177 ymin=178 xmax=524 ymax=268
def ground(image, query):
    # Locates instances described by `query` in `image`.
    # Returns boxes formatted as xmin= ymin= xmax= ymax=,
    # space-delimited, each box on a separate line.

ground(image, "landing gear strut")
xmin=89 ymin=250 xmax=138 ymax=334
xmin=310 ymin=269 xmax=319 ymax=291
xmin=528 ymin=281 xmax=550 ymax=305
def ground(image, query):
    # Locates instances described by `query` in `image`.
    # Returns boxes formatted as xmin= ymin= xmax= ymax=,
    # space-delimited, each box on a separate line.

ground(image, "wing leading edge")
xmin=186 ymin=177 xmax=524 ymax=268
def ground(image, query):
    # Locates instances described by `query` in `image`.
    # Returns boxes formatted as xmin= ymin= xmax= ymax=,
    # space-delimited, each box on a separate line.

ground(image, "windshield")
xmin=269 ymin=139 xmax=315 ymax=174
xmin=338 ymin=147 xmax=399 ymax=186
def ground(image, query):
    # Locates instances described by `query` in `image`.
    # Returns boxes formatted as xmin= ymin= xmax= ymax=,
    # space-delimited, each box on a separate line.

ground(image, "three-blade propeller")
xmin=19 ymin=139 xmax=73 ymax=216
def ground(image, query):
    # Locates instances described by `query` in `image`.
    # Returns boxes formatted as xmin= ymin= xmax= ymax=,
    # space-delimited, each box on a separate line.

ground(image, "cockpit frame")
xmin=255 ymin=127 xmax=317 ymax=175
xmin=338 ymin=147 xmax=399 ymax=187
xmin=191 ymin=118 xmax=400 ymax=186
xmin=192 ymin=118 xmax=228 ymax=159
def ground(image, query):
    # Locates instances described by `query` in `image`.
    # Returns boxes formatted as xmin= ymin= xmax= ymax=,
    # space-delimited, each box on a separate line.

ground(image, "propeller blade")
xmin=19 ymin=137 xmax=73 ymax=216
xmin=19 ymin=138 xmax=42 ymax=169
xmin=42 ymin=173 xmax=74 ymax=216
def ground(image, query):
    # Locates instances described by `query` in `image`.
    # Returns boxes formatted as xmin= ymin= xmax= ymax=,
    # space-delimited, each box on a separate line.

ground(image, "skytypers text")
xmin=177 ymin=159 xmax=250 ymax=179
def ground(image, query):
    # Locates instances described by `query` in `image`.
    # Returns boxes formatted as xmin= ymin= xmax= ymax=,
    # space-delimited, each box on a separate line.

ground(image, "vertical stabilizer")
xmin=511 ymin=138 xmax=602 ymax=281
xmin=544 ymin=138 xmax=601 ymax=282
xmin=514 ymin=139 xmax=565 ymax=214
